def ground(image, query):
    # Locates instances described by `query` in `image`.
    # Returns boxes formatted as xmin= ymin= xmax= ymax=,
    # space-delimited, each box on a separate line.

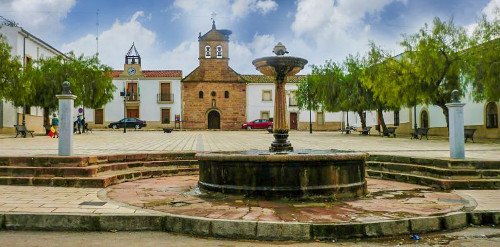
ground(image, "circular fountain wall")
xmin=197 ymin=150 xmax=368 ymax=199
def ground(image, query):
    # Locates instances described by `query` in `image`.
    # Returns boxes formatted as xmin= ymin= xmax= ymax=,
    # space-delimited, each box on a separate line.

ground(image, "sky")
xmin=0 ymin=0 xmax=498 ymax=75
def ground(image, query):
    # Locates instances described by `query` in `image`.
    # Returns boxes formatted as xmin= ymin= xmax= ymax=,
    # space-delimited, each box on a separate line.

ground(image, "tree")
xmin=465 ymin=9 xmax=500 ymax=101
xmin=399 ymin=17 xmax=470 ymax=127
xmin=0 ymin=35 xmax=21 ymax=99
xmin=297 ymin=67 xmax=324 ymax=133
xmin=28 ymin=53 xmax=115 ymax=125
xmin=361 ymin=42 xmax=403 ymax=133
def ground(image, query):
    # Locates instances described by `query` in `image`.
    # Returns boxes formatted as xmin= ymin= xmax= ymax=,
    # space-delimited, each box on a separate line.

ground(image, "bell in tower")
xmin=125 ymin=42 xmax=141 ymax=65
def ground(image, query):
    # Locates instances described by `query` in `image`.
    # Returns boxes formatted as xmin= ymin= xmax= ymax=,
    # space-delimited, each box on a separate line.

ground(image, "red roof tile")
xmin=112 ymin=70 xmax=182 ymax=78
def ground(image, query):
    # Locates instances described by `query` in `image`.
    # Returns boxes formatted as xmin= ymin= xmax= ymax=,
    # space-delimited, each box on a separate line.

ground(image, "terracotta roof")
xmin=241 ymin=75 xmax=307 ymax=84
xmin=112 ymin=70 xmax=182 ymax=78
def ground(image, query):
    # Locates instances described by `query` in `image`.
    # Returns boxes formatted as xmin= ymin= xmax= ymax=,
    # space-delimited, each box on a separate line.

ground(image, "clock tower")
xmin=123 ymin=43 xmax=142 ymax=77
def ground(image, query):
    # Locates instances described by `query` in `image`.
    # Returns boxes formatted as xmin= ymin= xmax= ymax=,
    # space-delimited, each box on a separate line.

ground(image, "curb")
xmin=1 ymin=211 xmax=499 ymax=241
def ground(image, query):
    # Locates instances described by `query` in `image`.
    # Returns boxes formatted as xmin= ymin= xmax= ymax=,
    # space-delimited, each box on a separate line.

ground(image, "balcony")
xmin=157 ymin=93 xmax=174 ymax=103
xmin=126 ymin=93 xmax=140 ymax=101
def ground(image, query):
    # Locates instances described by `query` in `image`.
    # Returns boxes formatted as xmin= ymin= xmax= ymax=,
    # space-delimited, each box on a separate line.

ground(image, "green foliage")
xmin=0 ymin=35 xmax=22 ymax=99
xmin=27 ymin=53 xmax=115 ymax=115
xmin=464 ymin=11 xmax=500 ymax=101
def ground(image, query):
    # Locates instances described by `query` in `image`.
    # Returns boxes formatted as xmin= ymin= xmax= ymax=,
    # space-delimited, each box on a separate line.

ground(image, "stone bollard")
xmin=446 ymin=90 xmax=466 ymax=159
xmin=56 ymin=81 xmax=77 ymax=156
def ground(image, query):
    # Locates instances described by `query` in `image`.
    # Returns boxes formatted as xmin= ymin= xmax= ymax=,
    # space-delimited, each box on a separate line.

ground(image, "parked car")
xmin=108 ymin=118 xmax=147 ymax=129
xmin=242 ymin=119 xmax=273 ymax=130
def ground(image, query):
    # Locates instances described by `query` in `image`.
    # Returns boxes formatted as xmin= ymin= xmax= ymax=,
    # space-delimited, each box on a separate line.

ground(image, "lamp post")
xmin=122 ymin=83 xmax=127 ymax=133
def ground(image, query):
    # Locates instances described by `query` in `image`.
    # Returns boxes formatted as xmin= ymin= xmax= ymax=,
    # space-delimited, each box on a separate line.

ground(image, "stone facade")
xmin=182 ymin=21 xmax=246 ymax=130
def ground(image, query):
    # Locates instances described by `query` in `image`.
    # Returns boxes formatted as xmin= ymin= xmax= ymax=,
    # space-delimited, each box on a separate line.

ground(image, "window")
xmin=212 ymin=99 xmax=216 ymax=107
xmin=420 ymin=110 xmax=429 ymax=129
xmin=394 ymin=110 xmax=400 ymax=126
xmin=289 ymin=91 xmax=298 ymax=106
xmin=317 ymin=112 xmax=325 ymax=125
xmin=486 ymin=102 xmax=498 ymax=128
xmin=95 ymin=109 xmax=104 ymax=124
xmin=262 ymin=90 xmax=272 ymax=101
xmin=199 ymin=91 xmax=204 ymax=99
xmin=159 ymin=82 xmax=172 ymax=102
xmin=205 ymin=45 xmax=211 ymax=58
xmin=211 ymin=91 xmax=216 ymax=97
xmin=216 ymin=45 xmax=222 ymax=58
xmin=161 ymin=108 xmax=171 ymax=124
xmin=224 ymin=91 xmax=229 ymax=98
xmin=261 ymin=111 xmax=270 ymax=119
xmin=126 ymin=82 xmax=139 ymax=101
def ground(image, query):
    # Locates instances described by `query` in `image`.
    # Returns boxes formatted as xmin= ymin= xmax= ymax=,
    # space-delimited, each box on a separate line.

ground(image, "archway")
xmin=208 ymin=110 xmax=220 ymax=129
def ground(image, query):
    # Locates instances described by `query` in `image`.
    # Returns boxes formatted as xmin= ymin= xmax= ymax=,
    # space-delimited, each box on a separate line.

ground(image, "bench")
xmin=360 ymin=126 xmax=372 ymax=135
xmin=411 ymin=127 xmax=429 ymax=140
xmin=14 ymin=125 xmax=34 ymax=138
xmin=84 ymin=123 xmax=93 ymax=133
xmin=382 ymin=127 xmax=397 ymax=138
xmin=464 ymin=128 xmax=476 ymax=143
xmin=341 ymin=126 xmax=356 ymax=134
xmin=163 ymin=128 xmax=173 ymax=133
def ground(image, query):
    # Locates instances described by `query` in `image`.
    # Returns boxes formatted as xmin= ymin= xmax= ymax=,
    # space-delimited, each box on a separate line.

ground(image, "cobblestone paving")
xmin=0 ymin=130 xmax=499 ymax=160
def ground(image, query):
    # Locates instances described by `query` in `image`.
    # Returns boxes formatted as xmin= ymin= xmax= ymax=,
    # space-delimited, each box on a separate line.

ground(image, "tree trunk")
xmin=43 ymin=107 xmax=50 ymax=126
xmin=357 ymin=110 xmax=366 ymax=128
xmin=377 ymin=107 xmax=388 ymax=134
xmin=437 ymin=103 xmax=449 ymax=128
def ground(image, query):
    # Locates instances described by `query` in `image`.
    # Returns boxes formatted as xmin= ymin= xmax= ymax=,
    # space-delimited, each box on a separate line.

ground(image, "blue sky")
xmin=0 ymin=0 xmax=498 ymax=74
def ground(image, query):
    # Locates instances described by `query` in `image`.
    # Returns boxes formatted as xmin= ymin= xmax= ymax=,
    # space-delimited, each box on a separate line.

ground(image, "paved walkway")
xmin=0 ymin=179 xmax=498 ymax=217
xmin=1 ymin=130 xmax=499 ymax=160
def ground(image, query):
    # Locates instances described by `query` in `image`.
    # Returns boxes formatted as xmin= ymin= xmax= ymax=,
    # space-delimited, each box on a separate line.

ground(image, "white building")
xmin=0 ymin=21 xmax=65 ymax=134
xmin=85 ymin=44 xmax=182 ymax=129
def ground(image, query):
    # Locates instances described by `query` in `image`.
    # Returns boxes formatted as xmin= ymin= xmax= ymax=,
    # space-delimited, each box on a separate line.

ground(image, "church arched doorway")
xmin=208 ymin=110 xmax=220 ymax=129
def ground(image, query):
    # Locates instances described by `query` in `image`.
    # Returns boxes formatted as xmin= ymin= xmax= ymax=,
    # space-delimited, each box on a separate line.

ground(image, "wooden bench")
xmin=382 ymin=127 xmax=397 ymax=138
xmin=464 ymin=128 xmax=476 ymax=143
xmin=360 ymin=126 xmax=372 ymax=135
xmin=14 ymin=125 xmax=34 ymax=138
xmin=411 ymin=127 xmax=429 ymax=140
xmin=84 ymin=123 xmax=93 ymax=133
xmin=341 ymin=126 xmax=356 ymax=134
xmin=163 ymin=128 xmax=173 ymax=133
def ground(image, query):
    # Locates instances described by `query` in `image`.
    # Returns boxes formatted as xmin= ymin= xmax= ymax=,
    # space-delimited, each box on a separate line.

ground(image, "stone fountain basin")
xmin=197 ymin=150 xmax=368 ymax=200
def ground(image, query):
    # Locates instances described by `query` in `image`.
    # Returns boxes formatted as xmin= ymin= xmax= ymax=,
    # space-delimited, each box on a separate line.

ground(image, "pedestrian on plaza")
xmin=50 ymin=113 xmax=59 ymax=138
xmin=76 ymin=115 xmax=82 ymax=134
xmin=81 ymin=117 xmax=86 ymax=133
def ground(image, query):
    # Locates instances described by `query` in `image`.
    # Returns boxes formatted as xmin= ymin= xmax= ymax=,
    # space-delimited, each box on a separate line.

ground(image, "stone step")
xmin=0 ymin=166 xmax=199 ymax=188
xmin=366 ymin=170 xmax=500 ymax=189
xmin=0 ymin=152 xmax=197 ymax=167
xmin=366 ymin=161 xmax=500 ymax=179
xmin=368 ymin=154 xmax=500 ymax=169
xmin=0 ymin=160 xmax=198 ymax=178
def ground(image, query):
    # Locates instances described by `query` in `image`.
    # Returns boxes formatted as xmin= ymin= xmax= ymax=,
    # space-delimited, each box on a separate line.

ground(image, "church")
xmin=181 ymin=21 xmax=247 ymax=130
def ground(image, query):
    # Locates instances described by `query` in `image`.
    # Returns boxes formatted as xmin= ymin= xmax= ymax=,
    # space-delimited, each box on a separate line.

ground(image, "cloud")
xmin=0 ymin=0 xmax=76 ymax=40
xmin=483 ymin=0 xmax=500 ymax=21
xmin=232 ymin=0 xmax=278 ymax=18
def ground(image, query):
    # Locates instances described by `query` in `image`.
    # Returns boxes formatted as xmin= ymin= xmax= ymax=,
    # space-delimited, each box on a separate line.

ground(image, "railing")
xmin=126 ymin=93 xmax=140 ymax=101
xmin=157 ymin=93 xmax=174 ymax=103
xmin=289 ymin=99 xmax=298 ymax=107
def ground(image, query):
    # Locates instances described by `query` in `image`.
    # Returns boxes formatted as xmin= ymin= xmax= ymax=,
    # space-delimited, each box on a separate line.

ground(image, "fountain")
xmin=197 ymin=43 xmax=367 ymax=199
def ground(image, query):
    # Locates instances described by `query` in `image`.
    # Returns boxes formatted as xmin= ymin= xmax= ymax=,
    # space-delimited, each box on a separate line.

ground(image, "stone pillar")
xmin=56 ymin=81 xmax=77 ymax=156
xmin=273 ymin=80 xmax=288 ymax=131
xmin=446 ymin=90 xmax=466 ymax=159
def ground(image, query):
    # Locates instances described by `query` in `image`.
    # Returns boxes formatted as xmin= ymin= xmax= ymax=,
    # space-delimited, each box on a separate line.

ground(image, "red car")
xmin=242 ymin=119 xmax=273 ymax=130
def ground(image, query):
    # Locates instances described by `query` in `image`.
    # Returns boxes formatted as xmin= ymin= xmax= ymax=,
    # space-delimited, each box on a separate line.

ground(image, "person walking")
xmin=76 ymin=115 xmax=82 ymax=134
xmin=51 ymin=113 xmax=59 ymax=138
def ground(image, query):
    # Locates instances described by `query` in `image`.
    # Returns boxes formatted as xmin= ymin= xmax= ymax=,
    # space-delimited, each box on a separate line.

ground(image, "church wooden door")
xmin=208 ymin=111 xmax=220 ymax=129
xmin=290 ymin=112 xmax=298 ymax=130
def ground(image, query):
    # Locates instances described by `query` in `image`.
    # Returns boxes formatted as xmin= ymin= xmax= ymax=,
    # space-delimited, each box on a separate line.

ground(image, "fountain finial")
xmin=273 ymin=42 xmax=289 ymax=56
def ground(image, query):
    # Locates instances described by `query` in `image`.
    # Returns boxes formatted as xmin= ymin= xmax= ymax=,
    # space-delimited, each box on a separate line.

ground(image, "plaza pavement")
xmin=0 ymin=130 xmax=499 ymax=160
xmin=0 ymin=130 xmax=498 ymax=237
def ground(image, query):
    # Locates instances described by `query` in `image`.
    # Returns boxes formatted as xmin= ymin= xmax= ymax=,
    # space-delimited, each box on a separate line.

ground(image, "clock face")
xmin=127 ymin=67 xmax=136 ymax=76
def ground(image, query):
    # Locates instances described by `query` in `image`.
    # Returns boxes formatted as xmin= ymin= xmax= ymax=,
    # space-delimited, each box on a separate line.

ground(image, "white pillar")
xmin=446 ymin=102 xmax=466 ymax=159
xmin=56 ymin=94 xmax=77 ymax=156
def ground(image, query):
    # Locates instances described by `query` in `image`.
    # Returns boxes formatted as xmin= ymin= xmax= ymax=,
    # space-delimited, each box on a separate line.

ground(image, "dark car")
xmin=108 ymin=118 xmax=147 ymax=129
xmin=242 ymin=119 xmax=273 ymax=130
